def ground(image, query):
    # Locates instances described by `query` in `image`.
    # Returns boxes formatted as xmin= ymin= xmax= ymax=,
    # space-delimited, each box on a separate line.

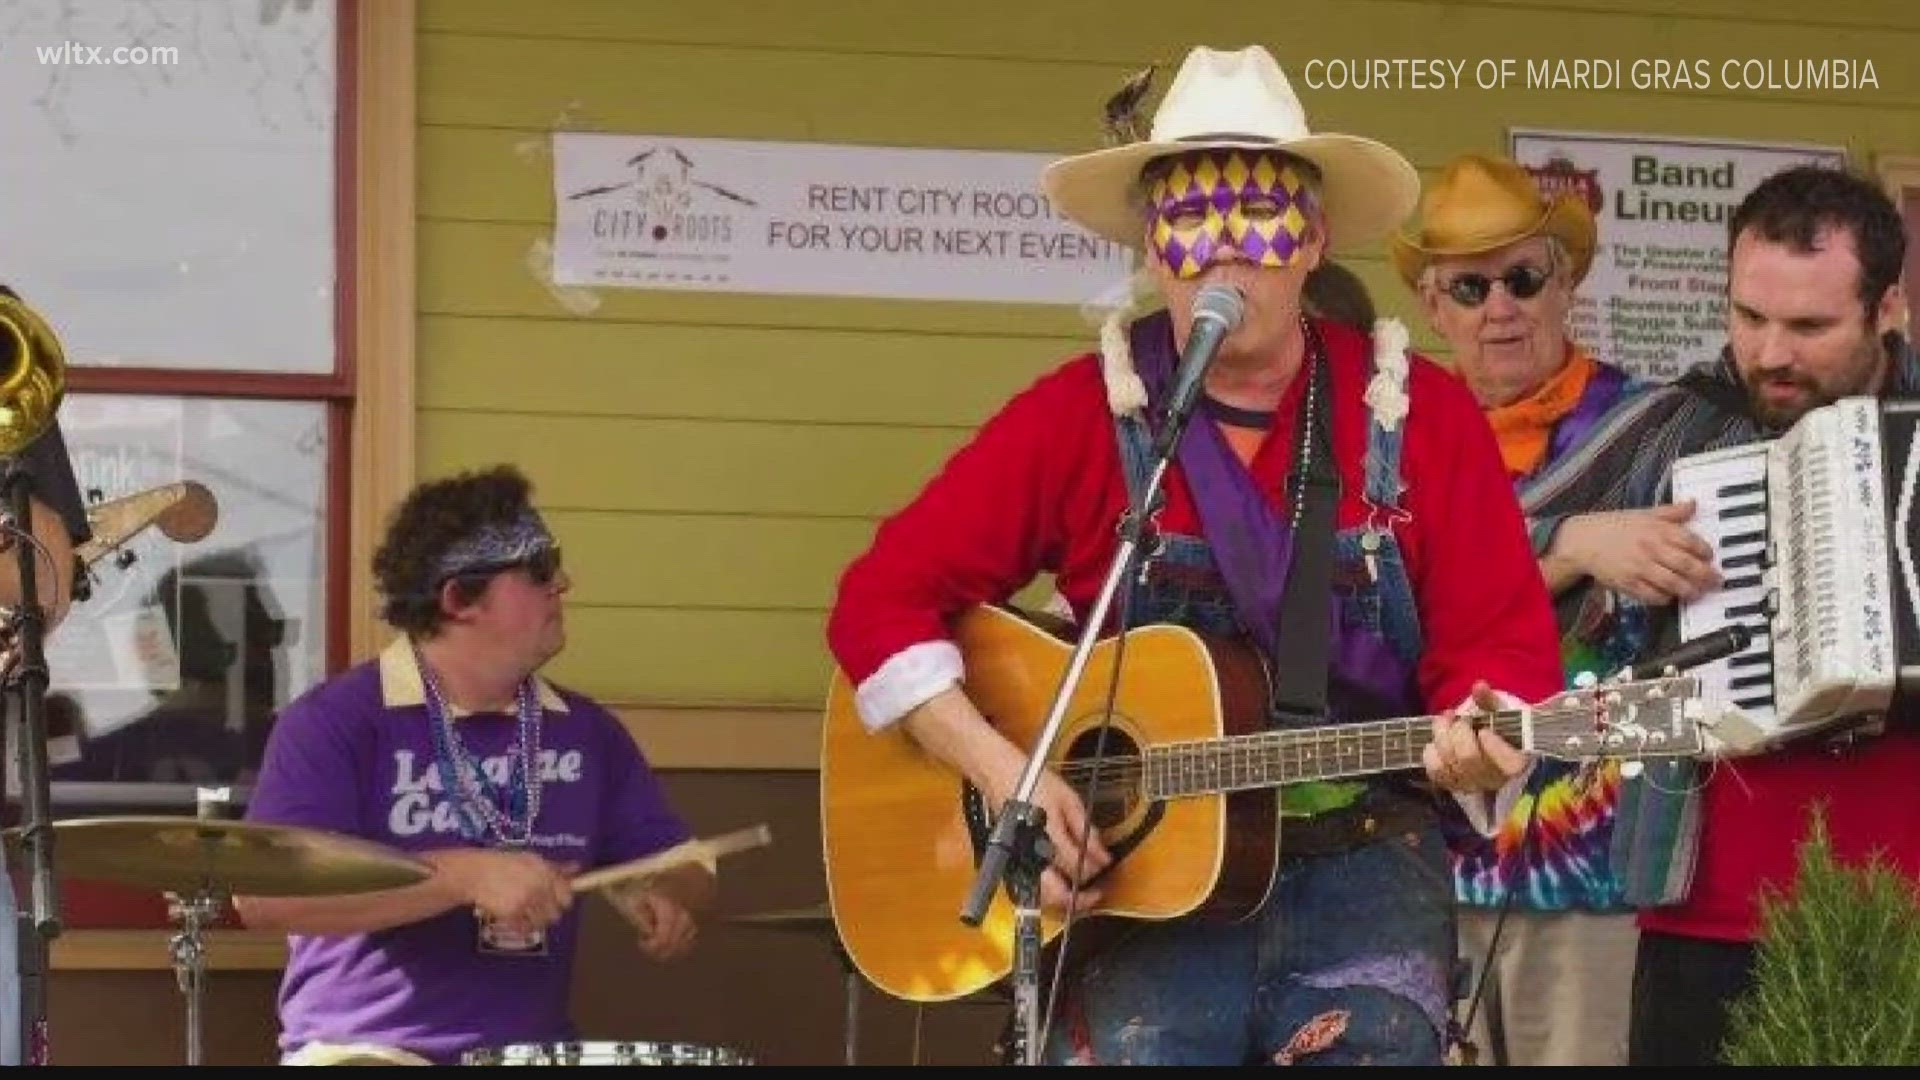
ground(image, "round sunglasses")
xmin=1439 ymin=263 xmax=1552 ymax=308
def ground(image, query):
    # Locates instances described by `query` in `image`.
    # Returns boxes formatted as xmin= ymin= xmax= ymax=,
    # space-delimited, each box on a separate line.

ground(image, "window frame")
xmin=42 ymin=0 xmax=415 ymax=961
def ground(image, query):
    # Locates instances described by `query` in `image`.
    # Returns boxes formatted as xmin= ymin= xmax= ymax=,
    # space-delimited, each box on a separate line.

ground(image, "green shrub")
xmin=1721 ymin=805 xmax=1920 ymax=1065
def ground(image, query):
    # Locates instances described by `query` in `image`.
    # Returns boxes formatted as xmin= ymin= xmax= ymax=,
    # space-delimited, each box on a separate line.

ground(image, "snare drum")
xmin=460 ymin=1041 xmax=752 ymax=1066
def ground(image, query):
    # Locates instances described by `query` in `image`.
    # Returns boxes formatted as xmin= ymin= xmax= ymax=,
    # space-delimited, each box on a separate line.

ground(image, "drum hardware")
xmin=1 ymin=801 xmax=430 ymax=1066
xmin=460 ymin=1040 xmax=752 ymax=1066
xmin=165 ymin=887 xmax=224 ymax=1068
xmin=725 ymin=901 xmax=834 ymax=933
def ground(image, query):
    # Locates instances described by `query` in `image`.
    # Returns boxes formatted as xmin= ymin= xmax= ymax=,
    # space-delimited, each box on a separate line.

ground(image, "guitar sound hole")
xmin=1064 ymin=727 xmax=1140 ymax=829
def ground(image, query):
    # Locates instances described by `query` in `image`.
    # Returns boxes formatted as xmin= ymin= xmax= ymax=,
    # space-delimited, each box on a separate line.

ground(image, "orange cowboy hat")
xmin=1389 ymin=153 xmax=1596 ymax=291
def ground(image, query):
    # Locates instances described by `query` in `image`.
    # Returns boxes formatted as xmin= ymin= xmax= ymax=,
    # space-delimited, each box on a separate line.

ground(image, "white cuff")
xmin=852 ymin=640 xmax=964 ymax=732
xmin=1448 ymin=688 xmax=1536 ymax=838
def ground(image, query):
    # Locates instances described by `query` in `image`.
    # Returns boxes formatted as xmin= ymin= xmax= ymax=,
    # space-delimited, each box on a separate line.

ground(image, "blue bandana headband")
xmin=430 ymin=508 xmax=555 ymax=588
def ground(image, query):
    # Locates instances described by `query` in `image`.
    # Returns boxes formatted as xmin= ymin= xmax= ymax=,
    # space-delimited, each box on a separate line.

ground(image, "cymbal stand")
xmin=168 ymin=792 xmax=234 ymax=1067
xmin=164 ymin=884 xmax=225 ymax=1067
xmin=826 ymin=938 xmax=859 ymax=1067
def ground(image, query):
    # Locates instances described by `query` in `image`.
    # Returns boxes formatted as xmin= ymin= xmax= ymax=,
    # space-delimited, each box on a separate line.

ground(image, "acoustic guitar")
xmin=820 ymin=603 xmax=1715 ymax=1004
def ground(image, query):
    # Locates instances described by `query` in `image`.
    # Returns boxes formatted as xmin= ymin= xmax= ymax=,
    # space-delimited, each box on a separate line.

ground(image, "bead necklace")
xmin=1287 ymin=315 xmax=1329 ymax=531
xmin=415 ymin=648 xmax=545 ymax=846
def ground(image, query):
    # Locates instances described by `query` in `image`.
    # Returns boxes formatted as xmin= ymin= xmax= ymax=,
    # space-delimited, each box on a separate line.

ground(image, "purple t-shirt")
xmin=243 ymin=658 xmax=691 ymax=1065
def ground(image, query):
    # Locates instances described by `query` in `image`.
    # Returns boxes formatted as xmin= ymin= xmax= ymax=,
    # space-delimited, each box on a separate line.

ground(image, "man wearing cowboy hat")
xmin=1395 ymin=154 xmax=1720 ymax=1067
xmin=826 ymin=46 xmax=1562 ymax=1066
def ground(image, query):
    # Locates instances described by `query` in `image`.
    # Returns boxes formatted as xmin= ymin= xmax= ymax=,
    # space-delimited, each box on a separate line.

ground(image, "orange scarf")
xmin=1484 ymin=345 xmax=1595 ymax=478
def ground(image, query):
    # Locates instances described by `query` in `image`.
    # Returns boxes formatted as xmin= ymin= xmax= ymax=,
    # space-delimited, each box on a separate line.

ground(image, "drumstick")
xmin=570 ymin=824 xmax=772 ymax=893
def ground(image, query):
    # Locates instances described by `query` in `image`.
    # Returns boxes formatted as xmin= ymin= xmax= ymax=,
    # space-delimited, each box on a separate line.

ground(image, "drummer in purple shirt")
xmin=237 ymin=464 xmax=714 ymax=1066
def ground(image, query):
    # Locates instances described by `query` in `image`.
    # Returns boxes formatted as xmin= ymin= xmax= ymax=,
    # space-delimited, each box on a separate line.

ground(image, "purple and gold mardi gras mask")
xmin=1143 ymin=150 xmax=1316 ymax=279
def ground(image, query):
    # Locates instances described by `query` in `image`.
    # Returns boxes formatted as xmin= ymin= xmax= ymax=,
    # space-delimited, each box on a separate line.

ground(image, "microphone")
xmin=1152 ymin=282 xmax=1247 ymax=461
xmin=1627 ymin=624 xmax=1754 ymax=681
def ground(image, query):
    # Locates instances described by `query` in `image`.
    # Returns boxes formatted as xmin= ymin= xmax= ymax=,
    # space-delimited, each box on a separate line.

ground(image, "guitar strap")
xmin=1268 ymin=351 xmax=1339 ymax=724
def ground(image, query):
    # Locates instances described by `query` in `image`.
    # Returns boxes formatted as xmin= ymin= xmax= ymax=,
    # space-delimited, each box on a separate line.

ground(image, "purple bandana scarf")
xmin=430 ymin=507 xmax=556 ymax=587
xmin=1127 ymin=310 xmax=1307 ymax=663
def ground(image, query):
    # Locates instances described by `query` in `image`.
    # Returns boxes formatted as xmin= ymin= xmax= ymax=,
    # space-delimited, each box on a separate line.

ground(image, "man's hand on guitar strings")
xmin=978 ymin=742 xmax=1111 ymax=916
xmin=1039 ymin=764 xmax=1111 ymax=917
xmin=902 ymin=686 xmax=1111 ymax=916
xmin=1424 ymin=680 xmax=1528 ymax=793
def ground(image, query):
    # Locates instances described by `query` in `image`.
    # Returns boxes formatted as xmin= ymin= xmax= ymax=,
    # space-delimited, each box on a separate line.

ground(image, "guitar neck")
xmin=1142 ymin=711 xmax=1527 ymax=799
xmin=73 ymin=483 xmax=192 ymax=567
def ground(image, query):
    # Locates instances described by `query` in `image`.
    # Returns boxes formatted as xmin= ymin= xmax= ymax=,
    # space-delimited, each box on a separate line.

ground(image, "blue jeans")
xmin=1042 ymin=826 xmax=1456 ymax=1066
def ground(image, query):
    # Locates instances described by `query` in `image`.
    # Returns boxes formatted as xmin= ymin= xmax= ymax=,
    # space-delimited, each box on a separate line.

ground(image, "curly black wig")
xmin=374 ymin=464 xmax=538 ymax=635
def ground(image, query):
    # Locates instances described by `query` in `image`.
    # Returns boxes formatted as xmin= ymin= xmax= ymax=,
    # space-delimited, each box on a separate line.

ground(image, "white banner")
xmin=1508 ymin=129 xmax=1846 ymax=382
xmin=549 ymin=132 xmax=1133 ymax=305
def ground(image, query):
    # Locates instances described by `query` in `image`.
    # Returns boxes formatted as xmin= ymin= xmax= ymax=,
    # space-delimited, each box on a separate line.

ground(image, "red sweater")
xmin=1639 ymin=728 xmax=1920 ymax=941
xmin=827 ymin=319 xmax=1561 ymax=722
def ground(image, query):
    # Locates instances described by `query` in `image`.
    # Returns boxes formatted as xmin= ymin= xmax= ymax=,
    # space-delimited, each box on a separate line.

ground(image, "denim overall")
xmin=1040 ymin=318 xmax=1457 ymax=1066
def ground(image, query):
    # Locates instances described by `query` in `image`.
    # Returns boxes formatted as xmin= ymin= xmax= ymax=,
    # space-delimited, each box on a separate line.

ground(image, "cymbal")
xmin=726 ymin=901 xmax=834 ymax=932
xmin=1 ymin=816 xmax=432 ymax=897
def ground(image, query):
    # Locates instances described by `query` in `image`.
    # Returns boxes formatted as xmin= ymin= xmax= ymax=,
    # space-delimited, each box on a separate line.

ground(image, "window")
xmin=0 ymin=0 xmax=351 ymax=812
xmin=47 ymin=395 xmax=332 ymax=800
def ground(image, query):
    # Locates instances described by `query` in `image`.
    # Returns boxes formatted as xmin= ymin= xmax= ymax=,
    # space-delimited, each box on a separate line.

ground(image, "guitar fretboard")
xmin=1142 ymin=713 xmax=1527 ymax=799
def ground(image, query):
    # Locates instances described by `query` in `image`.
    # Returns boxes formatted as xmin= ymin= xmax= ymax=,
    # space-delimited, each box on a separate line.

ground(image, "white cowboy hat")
xmin=1043 ymin=46 xmax=1420 ymax=256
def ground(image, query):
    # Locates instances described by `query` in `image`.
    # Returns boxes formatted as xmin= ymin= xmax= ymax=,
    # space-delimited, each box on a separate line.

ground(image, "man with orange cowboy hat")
xmin=825 ymin=46 xmax=1563 ymax=1065
xmin=1392 ymin=154 xmax=1720 ymax=1066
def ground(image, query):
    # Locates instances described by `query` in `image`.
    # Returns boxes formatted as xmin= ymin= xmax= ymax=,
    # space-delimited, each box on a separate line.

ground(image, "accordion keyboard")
xmin=1671 ymin=443 xmax=1776 ymax=724
xmin=1670 ymin=399 xmax=1900 ymax=750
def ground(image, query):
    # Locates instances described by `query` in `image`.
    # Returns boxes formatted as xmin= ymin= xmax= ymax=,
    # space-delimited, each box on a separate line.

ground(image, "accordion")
xmin=1670 ymin=397 xmax=1920 ymax=751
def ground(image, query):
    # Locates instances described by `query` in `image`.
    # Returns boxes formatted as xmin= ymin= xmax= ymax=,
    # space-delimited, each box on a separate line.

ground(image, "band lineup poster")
xmin=549 ymin=131 xmax=1132 ymax=305
xmin=1508 ymin=129 xmax=1846 ymax=383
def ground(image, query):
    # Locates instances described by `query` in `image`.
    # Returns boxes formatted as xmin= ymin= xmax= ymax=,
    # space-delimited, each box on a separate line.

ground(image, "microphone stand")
xmin=959 ymin=345 xmax=1213 ymax=1067
xmin=2 ymin=461 xmax=60 ymax=1067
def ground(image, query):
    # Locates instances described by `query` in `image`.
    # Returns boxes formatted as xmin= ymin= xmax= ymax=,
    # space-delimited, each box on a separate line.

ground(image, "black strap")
xmin=1269 ymin=347 xmax=1339 ymax=722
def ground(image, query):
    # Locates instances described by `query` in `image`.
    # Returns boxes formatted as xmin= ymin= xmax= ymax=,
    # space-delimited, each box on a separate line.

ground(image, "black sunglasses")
xmin=1440 ymin=264 xmax=1551 ymax=308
